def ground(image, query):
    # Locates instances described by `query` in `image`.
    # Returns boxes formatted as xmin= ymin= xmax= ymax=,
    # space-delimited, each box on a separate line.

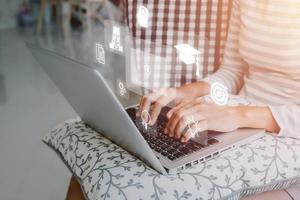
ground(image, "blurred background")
xmin=0 ymin=0 xmax=124 ymax=199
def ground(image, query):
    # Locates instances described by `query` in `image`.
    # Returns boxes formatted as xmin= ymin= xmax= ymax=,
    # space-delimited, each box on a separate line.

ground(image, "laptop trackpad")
xmin=192 ymin=131 xmax=208 ymax=146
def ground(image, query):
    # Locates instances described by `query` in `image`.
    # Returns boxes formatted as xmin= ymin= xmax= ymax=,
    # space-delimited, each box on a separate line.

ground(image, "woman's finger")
xmin=138 ymin=88 xmax=166 ymax=116
xmin=173 ymin=111 xmax=206 ymax=139
xmin=166 ymin=101 xmax=200 ymax=137
xmin=166 ymin=98 xmax=195 ymax=119
xmin=181 ymin=131 xmax=191 ymax=143
xmin=181 ymin=119 xmax=208 ymax=142
xmin=149 ymin=95 xmax=173 ymax=125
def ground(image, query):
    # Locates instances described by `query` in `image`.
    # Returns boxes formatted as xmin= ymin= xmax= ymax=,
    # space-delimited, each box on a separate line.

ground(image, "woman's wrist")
xmin=176 ymin=81 xmax=210 ymax=99
xmin=233 ymin=106 xmax=280 ymax=133
xmin=233 ymin=106 xmax=249 ymax=128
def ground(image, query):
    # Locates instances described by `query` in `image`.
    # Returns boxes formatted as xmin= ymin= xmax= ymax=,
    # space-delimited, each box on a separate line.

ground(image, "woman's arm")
xmin=176 ymin=0 xmax=247 ymax=96
xmin=176 ymin=0 xmax=248 ymax=97
xmin=237 ymin=105 xmax=300 ymax=137
xmin=236 ymin=106 xmax=280 ymax=133
xmin=165 ymin=102 xmax=282 ymax=142
xmin=234 ymin=105 xmax=300 ymax=138
xmin=268 ymin=105 xmax=300 ymax=137
xmin=202 ymin=0 xmax=248 ymax=94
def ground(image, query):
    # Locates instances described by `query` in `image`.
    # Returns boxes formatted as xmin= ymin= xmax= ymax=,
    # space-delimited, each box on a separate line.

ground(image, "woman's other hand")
xmin=165 ymin=99 xmax=242 ymax=142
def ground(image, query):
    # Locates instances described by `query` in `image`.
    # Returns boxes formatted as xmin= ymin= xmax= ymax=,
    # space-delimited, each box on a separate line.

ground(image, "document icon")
xmin=96 ymin=43 xmax=105 ymax=64
xmin=109 ymin=26 xmax=123 ymax=52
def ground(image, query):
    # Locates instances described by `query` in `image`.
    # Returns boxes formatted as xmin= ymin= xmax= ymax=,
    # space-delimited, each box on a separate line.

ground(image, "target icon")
xmin=210 ymin=82 xmax=229 ymax=106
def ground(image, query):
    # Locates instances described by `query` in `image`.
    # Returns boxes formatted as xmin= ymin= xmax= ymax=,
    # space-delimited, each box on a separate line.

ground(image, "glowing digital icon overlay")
xmin=144 ymin=64 xmax=150 ymax=76
xmin=95 ymin=43 xmax=105 ymax=64
xmin=117 ymin=80 xmax=127 ymax=96
xmin=137 ymin=5 xmax=149 ymax=28
xmin=109 ymin=26 xmax=123 ymax=52
xmin=174 ymin=44 xmax=201 ymax=65
xmin=174 ymin=44 xmax=202 ymax=77
xmin=185 ymin=115 xmax=201 ymax=138
xmin=141 ymin=110 xmax=151 ymax=130
xmin=210 ymin=82 xmax=229 ymax=106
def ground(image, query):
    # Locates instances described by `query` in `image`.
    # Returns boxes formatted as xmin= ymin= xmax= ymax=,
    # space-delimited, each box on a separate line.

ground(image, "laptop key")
xmin=161 ymin=143 xmax=170 ymax=149
xmin=153 ymin=140 xmax=160 ymax=145
xmin=167 ymin=148 xmax=176 ymax=154
xmin=167 ymin=155 xmax=176 ymax=160
xmin=186 ymin=142 xmax=202 ymax=151
xmin=174 ymin=152 xmax=184 ymax=158
xmin=179 ymin=147 xmax=191 ymax=154
xmin=172 ymin=142 xmax=182 ymax=148
xmin=161 ymin=151 xmax=168 ymax=157
xmin=154 ymin=147 xmax=161 ymax=152
xmin=157 ymin=126 xmax=164 ymax=133
xmin=166 ymin=140 xmax=176 ymax=146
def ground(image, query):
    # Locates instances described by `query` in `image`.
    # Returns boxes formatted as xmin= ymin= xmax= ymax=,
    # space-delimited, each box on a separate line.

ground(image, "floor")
xmin=0 ymin=28 xmax=77 ymax=200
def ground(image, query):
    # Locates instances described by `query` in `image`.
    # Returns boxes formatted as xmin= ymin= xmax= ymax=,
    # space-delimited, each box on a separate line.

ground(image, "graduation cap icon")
xmin=174 ymin=44 xmax=202 ymax=77
xmin=174 ymin=44 xmax=202 ymax=65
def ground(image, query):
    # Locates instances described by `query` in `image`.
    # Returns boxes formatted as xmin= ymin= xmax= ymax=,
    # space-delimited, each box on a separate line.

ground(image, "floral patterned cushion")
xmin=43 ymin=119 xmax=300 ymax=200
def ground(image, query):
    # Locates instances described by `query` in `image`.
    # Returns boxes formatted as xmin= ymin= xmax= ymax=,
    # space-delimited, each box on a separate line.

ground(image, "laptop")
xmin=28 ymin=44 xmax=265 ymax=175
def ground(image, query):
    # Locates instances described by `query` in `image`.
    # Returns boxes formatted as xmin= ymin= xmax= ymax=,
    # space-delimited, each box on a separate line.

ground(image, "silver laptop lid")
xmin=28 ymin=44 xmax=168 ymax=175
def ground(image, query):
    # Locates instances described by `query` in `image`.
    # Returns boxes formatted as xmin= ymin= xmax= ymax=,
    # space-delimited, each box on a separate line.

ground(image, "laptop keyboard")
xmin=126 ymin=107 xmax=219 ymax=160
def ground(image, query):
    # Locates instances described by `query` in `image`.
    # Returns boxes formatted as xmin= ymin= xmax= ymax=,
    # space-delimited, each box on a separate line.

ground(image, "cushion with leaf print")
xmin=43 ymin=118 xmax=300 ymax=200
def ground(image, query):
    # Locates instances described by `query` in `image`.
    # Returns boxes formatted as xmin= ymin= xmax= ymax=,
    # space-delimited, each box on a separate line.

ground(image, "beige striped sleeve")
xmin=269 ymin=105 xmax=300 ymax=138
xmin=203 ymin=0 xmax=248 ymax=94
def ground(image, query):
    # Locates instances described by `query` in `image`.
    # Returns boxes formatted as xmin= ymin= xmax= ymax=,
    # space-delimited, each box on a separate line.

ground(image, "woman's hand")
xmin=138 ymin=88 xmax=184 ymax=125
xmin=165 ymin=99 xmax=242 ymax=142
xmin=138 ymin=81 xmax=210 ymax=125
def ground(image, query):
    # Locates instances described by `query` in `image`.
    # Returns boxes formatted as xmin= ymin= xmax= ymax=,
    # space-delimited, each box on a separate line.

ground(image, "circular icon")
xmin=141 ymin=110 xmax=151 ymax=124
xmin=141 ymin=110 xmax=151 ymax=130
xmin=118 ymin=80 xmax=127 ymax=96
xmin=210 ymin=82 xmax=229 ymax=106
xmin=120 ymin=90 xmax=125 ymax=96
xmin=119 ymin=81 xmax=124 ymax=90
